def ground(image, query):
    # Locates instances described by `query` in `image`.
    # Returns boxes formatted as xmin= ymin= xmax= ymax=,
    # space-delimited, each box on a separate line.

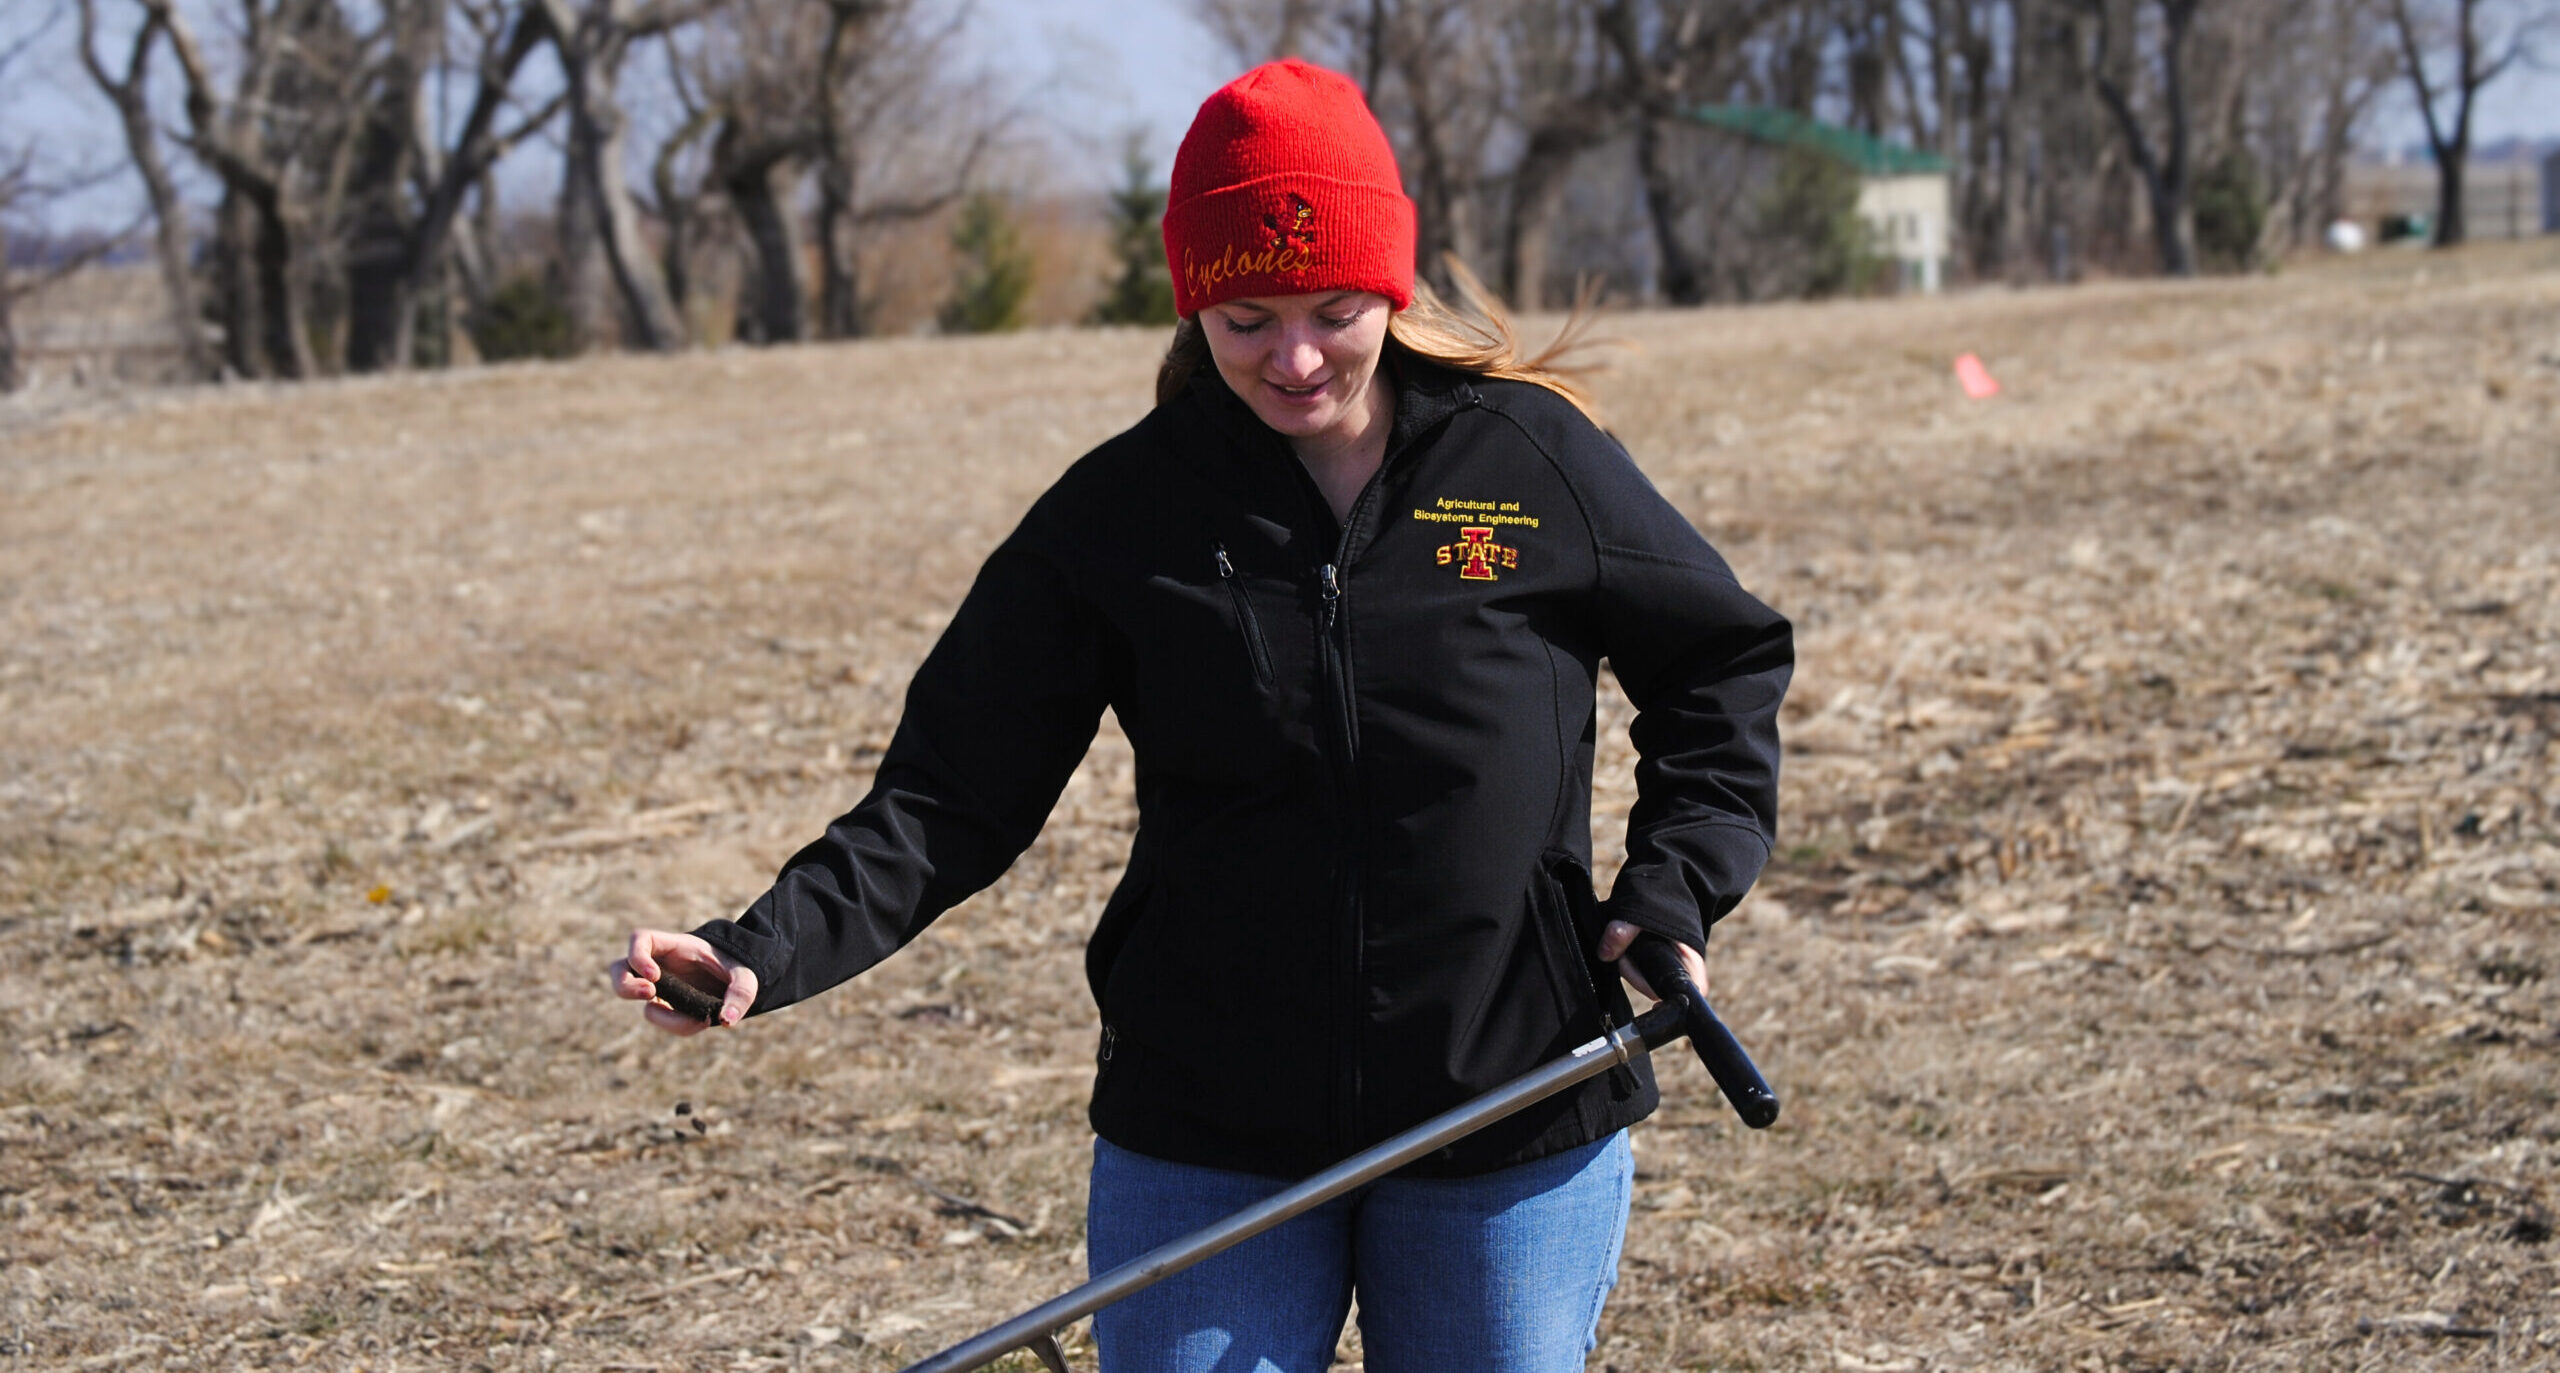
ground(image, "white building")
xmin=1857 ymin=173 xmax=1953 ymax=294
xmin=1681 ymin=106 xmax=1954 ymax=294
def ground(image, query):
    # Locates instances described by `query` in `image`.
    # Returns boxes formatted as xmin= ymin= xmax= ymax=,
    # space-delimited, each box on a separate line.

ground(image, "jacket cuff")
xmin=1602 ymin=820 xmax=1773 ymax=952
xmin=689 ymin=913 xmax=789 ymax=1017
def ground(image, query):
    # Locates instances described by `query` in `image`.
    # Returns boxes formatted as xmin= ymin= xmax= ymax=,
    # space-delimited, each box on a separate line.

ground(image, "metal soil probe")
xmin=896 ymin=934 xmax=1777 ymax=1373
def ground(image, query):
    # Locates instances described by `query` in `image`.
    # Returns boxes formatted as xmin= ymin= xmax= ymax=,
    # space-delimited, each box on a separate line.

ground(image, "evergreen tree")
xmin=1090 ymin=137 xmax=1176 ymax=326
xmin=1751 ymin=145 xmax=1882 ymax=300
xmin=469 ymin=274 xmax=575 ymax=362
xmin=940 ymin=192 xmax=1035 ymax=335
xmin=2192 ymin=149 xmax=2268 ymax=273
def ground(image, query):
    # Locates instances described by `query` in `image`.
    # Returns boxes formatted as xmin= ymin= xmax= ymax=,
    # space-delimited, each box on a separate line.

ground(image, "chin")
xmin=1249 ymin=382 xmax=1347 ymax=433
xmin=1253 ymin=402 xmax=1337 ymax=436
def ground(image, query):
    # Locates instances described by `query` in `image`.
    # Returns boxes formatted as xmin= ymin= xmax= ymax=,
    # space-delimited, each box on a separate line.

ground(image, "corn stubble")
xmin=2 ymin=243 xmax=2557 ymax=1370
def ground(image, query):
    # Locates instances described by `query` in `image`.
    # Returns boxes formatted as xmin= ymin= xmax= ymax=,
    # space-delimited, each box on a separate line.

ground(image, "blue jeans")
xmin=1086 ymin=1132 xmax=1633 ymax=1373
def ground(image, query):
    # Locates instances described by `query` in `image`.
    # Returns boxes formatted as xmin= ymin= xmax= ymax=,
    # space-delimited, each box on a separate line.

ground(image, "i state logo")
xmin=1436 ymin=526 xmax=1520 ymax=581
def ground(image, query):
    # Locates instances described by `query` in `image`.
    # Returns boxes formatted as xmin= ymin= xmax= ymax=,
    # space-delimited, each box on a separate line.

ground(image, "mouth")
xmin=1267 ymin=379 xmax=1329 ymax=402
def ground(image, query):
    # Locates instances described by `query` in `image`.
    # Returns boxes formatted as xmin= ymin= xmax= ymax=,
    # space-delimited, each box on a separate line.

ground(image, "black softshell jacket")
xmin=695 ymin=356 xmax=1792 ymax=1178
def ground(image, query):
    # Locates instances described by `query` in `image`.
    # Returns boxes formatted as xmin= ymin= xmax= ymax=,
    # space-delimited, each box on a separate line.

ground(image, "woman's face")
xmin=1199 ymin=290 xmax=1394 ymax=451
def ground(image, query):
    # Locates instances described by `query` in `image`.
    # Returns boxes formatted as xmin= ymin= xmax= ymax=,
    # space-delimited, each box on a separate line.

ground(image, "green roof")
xmin=1679 ymin=105 xmax=1949 ymax=176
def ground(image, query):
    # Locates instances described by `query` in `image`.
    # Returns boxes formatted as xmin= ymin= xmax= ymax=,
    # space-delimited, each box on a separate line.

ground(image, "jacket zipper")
xmin=1314 ymin=477 xmax=1384 ymax=1155
xmin=1213 ymin=544 xmax=1275 ymax=690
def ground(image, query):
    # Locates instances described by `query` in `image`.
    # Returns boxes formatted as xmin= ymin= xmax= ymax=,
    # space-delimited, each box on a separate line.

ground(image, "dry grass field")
xmin=4 ymin=241 xmax=2557 ymax=1373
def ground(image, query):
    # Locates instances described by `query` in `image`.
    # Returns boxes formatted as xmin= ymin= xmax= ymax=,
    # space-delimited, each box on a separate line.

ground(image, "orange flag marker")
xmin=1954 ymin=353 xmax=2001 ymax=399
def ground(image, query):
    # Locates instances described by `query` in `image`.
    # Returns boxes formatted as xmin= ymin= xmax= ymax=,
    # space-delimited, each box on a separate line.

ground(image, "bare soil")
xmin=4 ymin=241 xmax=2557 ymax=1372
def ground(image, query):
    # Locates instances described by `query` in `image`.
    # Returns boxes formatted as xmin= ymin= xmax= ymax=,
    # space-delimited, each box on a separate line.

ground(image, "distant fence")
xmin=2342 ymin=159 xmax=2551 ymax=240
xmin=10 ymin=266 xmax=196 ymax=391
xmin=16 ymin=317 xmax=196 ymax=389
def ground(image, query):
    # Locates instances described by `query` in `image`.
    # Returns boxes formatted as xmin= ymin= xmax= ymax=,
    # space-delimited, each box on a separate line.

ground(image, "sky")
xmin=5 ymin=0 xmax=2556 ymax=235
xmin=972 ymin=0 xmax=1239 ymax=177
xmin=0 ymin=0 xmax=1246 ymax=233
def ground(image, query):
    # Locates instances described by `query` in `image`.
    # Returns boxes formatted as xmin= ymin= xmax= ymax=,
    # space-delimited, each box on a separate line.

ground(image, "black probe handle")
xmin=1626 ymin=933 xmax=1779 ymax=1129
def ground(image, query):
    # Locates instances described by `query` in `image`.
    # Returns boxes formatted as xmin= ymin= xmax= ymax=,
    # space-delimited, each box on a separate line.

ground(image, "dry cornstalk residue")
xmin=3 ymin=242 xmax=2556 ymax=1370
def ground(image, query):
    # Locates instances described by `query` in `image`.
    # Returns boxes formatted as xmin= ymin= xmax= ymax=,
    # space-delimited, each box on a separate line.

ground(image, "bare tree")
xmin=1604 ymin=0 xmax=1795 ymax=305
xmin=671 ymin=0 xmax=995 ymax=343
xmin=700 ymin=0 xmax=814 ymax=344
xmin=809 ymin=0 xmax=996 ymax=338
xmin=2388 ymin=0 xmax=2552 ymax=247
xmin=536 ymin=0 xmax=708 ymax=352
xmin=1193 ymin=0 xmax=1339 ymax=66
xmin=73 ymin=0 xmax=217 ymax=380
xmin=1484 ymin=2 xmax=1627 ymax=308
xmin=0 ymin=26 xmax=48 ymax=393
xmin=1192 ymin=0 xmax=1632 ymax=307
xmin=2240 ymin=0 xmax=2394 ymax=253
xmin=0 ymin=150 xmax=64 ymax=395
xmin=1 ymin=9 xmax=138 ymax=393
xmin=148 ymin=0 xmax=380 ymax=378
xmin=74 ymin=0 xmax=559 ymax=378
xmin=1295 ymin=0 xmax=1502 ymax=291
xmin=344 ymin=0 xmax=562 ymax=370
xmin=2069 ymin=0 xmax=2201 ymax=276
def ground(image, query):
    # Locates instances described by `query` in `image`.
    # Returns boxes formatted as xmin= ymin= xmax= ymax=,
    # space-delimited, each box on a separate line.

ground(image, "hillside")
xmin=3 ymin=241 xmax=2557 ymax=1371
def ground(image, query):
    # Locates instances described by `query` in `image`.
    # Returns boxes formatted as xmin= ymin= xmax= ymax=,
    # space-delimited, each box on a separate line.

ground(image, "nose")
xmin=1269 ymin=328 xmax=1325 ymax=381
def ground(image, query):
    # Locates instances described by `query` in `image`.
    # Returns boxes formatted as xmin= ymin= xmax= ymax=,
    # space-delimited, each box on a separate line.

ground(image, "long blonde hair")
xmin=1156 ymin=256 xmax=1608 ymax=423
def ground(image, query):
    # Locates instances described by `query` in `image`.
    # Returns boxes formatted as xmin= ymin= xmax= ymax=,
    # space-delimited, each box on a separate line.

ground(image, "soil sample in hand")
xmin=653 ymin=975 xmax=727 ymax=1024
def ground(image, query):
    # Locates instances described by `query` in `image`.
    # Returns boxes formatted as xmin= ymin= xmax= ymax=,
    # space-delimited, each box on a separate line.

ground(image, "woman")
xmin=610 ymin=59 xmax=1790 ymax=1373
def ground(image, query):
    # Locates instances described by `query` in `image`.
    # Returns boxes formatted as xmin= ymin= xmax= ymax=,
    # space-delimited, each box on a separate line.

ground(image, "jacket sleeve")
xmin=690 ymin=505 xmax=1114 ymax=1013
xmin=1579 ymin=437 xmax=1792 ymax=953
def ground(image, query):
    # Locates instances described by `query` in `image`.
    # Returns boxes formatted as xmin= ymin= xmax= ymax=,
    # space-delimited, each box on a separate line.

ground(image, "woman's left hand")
xmin=1596 ymin=920 xmax=1708 ymax=1003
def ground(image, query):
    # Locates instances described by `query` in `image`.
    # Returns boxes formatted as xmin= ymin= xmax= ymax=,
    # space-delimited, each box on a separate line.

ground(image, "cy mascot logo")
xmin=1436 ymin=526 xmax=1520 ymax=582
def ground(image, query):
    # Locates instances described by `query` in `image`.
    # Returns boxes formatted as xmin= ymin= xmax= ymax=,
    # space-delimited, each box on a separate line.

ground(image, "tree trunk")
xmin=557 ymin=109 xmax=613 ymax=349
xmin=347 ymin=4 xmax=549 ymax=371
xmin=2385 ymin=0 xmax=2489 ymax=249
xmin=1633 ymin=114 xmax=1705 ymax=305
xmin=0 ymin=238 xmax=20 ymax=394
xmin=251 ymin=183 xmax=315 ymax=378
xmin=542 ymin=0 xmax=686 ymax=353
xmin=134 ymin=146 xmax=215 ymax=381
xmin=2433 ymin=146 xmax=2467 ymax=244
xmin=587 ymin=94 xmax=685 ymax=349
xmin=213 ymin=191 xmax=258 ymax=378
xmin=2086 ymin=0 xmax=2198 ymax=277
xmin=149 ymin=0 xmax=323 ymax=378
xmin=546 ymin=0 xmax=612 ymax=348
xmin=343 ymin=252 xmax=413 ymax=372
xmin=342 ymin=111 xmax=422 ymax=372
xmin=652 ymin=104 xmax=716 ymax=320
xmin=77 ymin=3 xmax=216 ymax=381
xmin=1502 ymin=101 xmax=1618 ymax=312
xmin=211 ymin=182 xmax=313 ymax=380
xmin=1502 ymin=141 xmax=1573 ymax=311
xmin=1990 ymin=0 xmax=2028 ymax=279
xmin=816 ymin=169 xmax=861 ymax=339
xmin=722 ymin=146 xmax=804 ymax=344
xmin=1396 ymin=36 xmax=1466 ymax=294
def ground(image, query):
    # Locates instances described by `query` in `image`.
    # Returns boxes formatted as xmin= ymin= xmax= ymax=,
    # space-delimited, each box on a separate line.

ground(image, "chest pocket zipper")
xmin=1214 ymin=543 xmax=1276 ymax=691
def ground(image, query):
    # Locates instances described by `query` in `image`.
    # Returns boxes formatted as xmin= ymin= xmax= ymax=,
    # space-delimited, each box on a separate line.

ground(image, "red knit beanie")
xmin=1162 ymin=59 xmax=1416 ymax=317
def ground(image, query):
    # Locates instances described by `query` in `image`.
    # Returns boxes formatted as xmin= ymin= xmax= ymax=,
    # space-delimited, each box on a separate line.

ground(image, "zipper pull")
xmin=1319 ymin=563 xmax=1341 ymax=627
xmin=1215 ymin=544 xmax=1237 ymax=580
